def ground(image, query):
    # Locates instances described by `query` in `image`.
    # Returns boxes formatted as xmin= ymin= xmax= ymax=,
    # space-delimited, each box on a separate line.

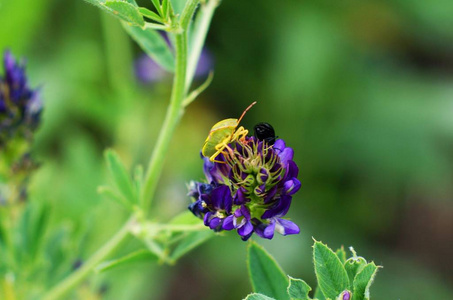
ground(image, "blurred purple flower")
xmin=194 ymin=48 xmax=213 ymax=77
xmin=340 ymin=290 xmax=351 ymax=300
xmin=0 ymin=50 xmax=42 ymax=146
xmin=134 ymin=48 xmax=213 ymax=84
xmin=134 ymin=54 xmax=167 ymax=83
xmin=189 ymin=136 xmax=301 ymax=241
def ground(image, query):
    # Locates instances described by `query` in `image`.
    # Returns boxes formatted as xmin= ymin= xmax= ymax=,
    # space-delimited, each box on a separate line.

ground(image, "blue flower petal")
xmin=273 ymin=139 xmax=286 ymax=154
xmin=256 ymin=221 xmax=275 ymax=239
xmin=238 ymin=220 xmax=254 ymax=237
xmin=208 ymin=217 xmax=222 ymax=230
xmin=261 ymin=195 xmax=292 ymax=219
xmin=222 ymin=215 xmax=235 ymax=230
xmin=283 ymin=178 xmax=301 ymax=196
xmin=234 ymin=187 xmax=248 ymax=205
xmin=211 ymin=185 xmax=232 ymax=212
xmin=275 ymin=218 xmax=300 ymax=235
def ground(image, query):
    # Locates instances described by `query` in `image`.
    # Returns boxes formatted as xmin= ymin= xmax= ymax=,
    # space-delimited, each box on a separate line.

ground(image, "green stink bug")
xmin=202 ymin=101 xmax=257 ymax=163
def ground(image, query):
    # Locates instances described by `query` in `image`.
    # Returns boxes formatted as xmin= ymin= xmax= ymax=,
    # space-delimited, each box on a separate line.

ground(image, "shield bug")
xmin=202 ymin=101 xmax=257 ymax=163
xmin=254 ymin=122 xmax=276 ymax=145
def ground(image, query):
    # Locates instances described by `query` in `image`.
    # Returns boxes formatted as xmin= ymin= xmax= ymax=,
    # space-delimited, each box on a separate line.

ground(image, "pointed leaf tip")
xmin=248 ymin=241 xmax=290 ymax=300
xmin=313 ymin=241 xmax=349 ymax=299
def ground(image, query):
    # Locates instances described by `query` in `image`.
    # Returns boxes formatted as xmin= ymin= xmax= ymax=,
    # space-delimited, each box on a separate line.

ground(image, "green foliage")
xmin=245 ymin=241 xmax=380 ymax=300
xmin=85 ymin=0 xmax=144 ymax=27
xmin=104 ymin=149 xmax=137 ymax=207
xmin=313 ymin=240 xmax=350 ymax=299
xmin=247 ymin=241 xmax=290 ymax=300
xmin=167 ymin=211 xmax=214 ymax=262
xmin=287 ymin=276 xmax=312 ymax=300
xmin=313 ymin=287 xmax=325 ymax=300
xmin=244 ymin=293 xmax=276 ymax=300
xmin=122 ymin=23 xmax=175 ymax=71
xmin=344 ymin=255 xmax=367 ymax=290
xmin=170 ymin=0 xmax=187 ymax=15
xmin=3 ymin=0 xmax=453 ymax=298
xmin=139 ymin=7 xmax=164 ymax=23
xmin=169 ymin=230 xmax=213 ymax=261
xmin=351 ymin=262 xmax=378 ymax=300
xmin=96 ymin=249 xmax=158 ymax=272
xmin=104 ymin=1 xmax=145 ymax=27
xmin=335 ymin=247 xmax=347 ymax=265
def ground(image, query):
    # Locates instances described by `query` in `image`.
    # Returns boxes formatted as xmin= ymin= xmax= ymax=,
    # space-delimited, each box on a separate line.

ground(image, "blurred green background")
xmin=1 ymin=0 xmax=453 ymax=299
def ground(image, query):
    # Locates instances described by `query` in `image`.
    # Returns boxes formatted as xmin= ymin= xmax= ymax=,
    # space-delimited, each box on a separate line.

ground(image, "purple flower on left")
xmin=0 ymin=50 xmax=42 ymax=146
xmin=1 ymin=50 xmax=42 ymax=205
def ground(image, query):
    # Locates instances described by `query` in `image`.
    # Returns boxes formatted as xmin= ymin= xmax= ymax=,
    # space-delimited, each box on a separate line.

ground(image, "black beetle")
xmin=254 ymin=122 xmax=276 ymax=145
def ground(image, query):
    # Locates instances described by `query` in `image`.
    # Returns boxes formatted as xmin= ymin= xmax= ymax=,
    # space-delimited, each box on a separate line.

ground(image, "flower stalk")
xmin=43 ymin=0 xmax=220 ymax=297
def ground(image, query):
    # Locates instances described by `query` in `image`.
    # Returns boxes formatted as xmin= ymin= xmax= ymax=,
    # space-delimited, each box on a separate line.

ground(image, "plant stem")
xmin=42 ymin=216 xmax=134 ymax=300
xmin=140 ymin=32 xmax=187 ymax=212
xmin=43 ymin=0 xmax=207 ymax=297
xmin=140 ymin=0 xmax=201 ymax=212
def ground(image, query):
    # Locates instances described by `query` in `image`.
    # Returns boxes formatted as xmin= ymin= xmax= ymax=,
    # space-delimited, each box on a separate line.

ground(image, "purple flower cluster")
xmin=188 ymin=136 xmax=301 ymax=240
xmin=0 ymin=50 xmax=42 ymax=146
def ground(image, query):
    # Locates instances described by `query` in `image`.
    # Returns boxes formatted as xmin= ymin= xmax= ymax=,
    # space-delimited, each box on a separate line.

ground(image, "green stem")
xmin=43 ymin=0 xmax=206 ymax=297
xmin=140 ymin=32 xmax=187 ymax=212
xmin=42 ymin=216 xmax=134 ymax=300
xmin=140 ymin=0 xmax=201 ymax=212
xmin=180 ymin=0 xmax=201 ymax=29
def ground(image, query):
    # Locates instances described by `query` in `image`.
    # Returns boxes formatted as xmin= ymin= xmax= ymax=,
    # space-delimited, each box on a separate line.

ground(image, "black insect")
xmin=254 ymin=122 xmax=276 ymax=145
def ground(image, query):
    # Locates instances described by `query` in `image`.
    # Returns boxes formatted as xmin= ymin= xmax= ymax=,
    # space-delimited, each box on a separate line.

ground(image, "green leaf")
xmin=244 ymin=293 xmax=276 ymax=300
xmin=84 ymin=0 xmax=106 ymax=9
xmin=183 ymin=71 xmax=214 ymax=107
xmin=170 ymin=230 xmax=213 ymax=261
xmin=352 ymin=262 xmax=379 ymax=300
xmin=104 ymin=149 xmax=136 ymax=204
xmin=122 ymin=23 xmax=175 ymax=72
xmin=162 ymin=0 xmax=169 ymax=18
xmin=17 ymin=202 xmax=50 ymax=262
xmin=344 ymin=257 xmax=367 ymax=290
xmin=139 ymin=7 xmax=164 ymax=23
xmin=335 ymin=247 xmax=347 ymax=264
xmin=98 ymin=185 xmax=131 ymax=208
xmin=313 ymin=241 xmax=349 ymax=299
xmin=314 ymin=287 xmax=326 ymax=300
xmin=104 ymin=0 xmax=145 ymax=27
xmin=170 ymin=0 xmax=186 ymax=15
xmin=247 ymin=241 xmax=290 ymax=300
xmin=96 ymin=249 xmax=157 ymax=272
xmin=28 ymin=203 xmax=50 ymax=260
xmin=287 ymin=276 xmax=312 ymax=300
xmin=133 ymin=164 xmax=143 ymax=202
xmin=150 ymin=0 xmax=163 ymax=16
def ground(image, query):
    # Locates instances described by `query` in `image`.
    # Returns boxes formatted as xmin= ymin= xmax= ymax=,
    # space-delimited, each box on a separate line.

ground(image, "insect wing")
xmin=210 ymin=118 xmax=238 ymax=131
xmin=202 ymin=120 xmax=237 ymax=157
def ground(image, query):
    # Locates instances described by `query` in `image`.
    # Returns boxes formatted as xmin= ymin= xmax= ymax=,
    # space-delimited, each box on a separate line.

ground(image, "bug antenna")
xmin=237 ymin=101 xmax=257 ymax=124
